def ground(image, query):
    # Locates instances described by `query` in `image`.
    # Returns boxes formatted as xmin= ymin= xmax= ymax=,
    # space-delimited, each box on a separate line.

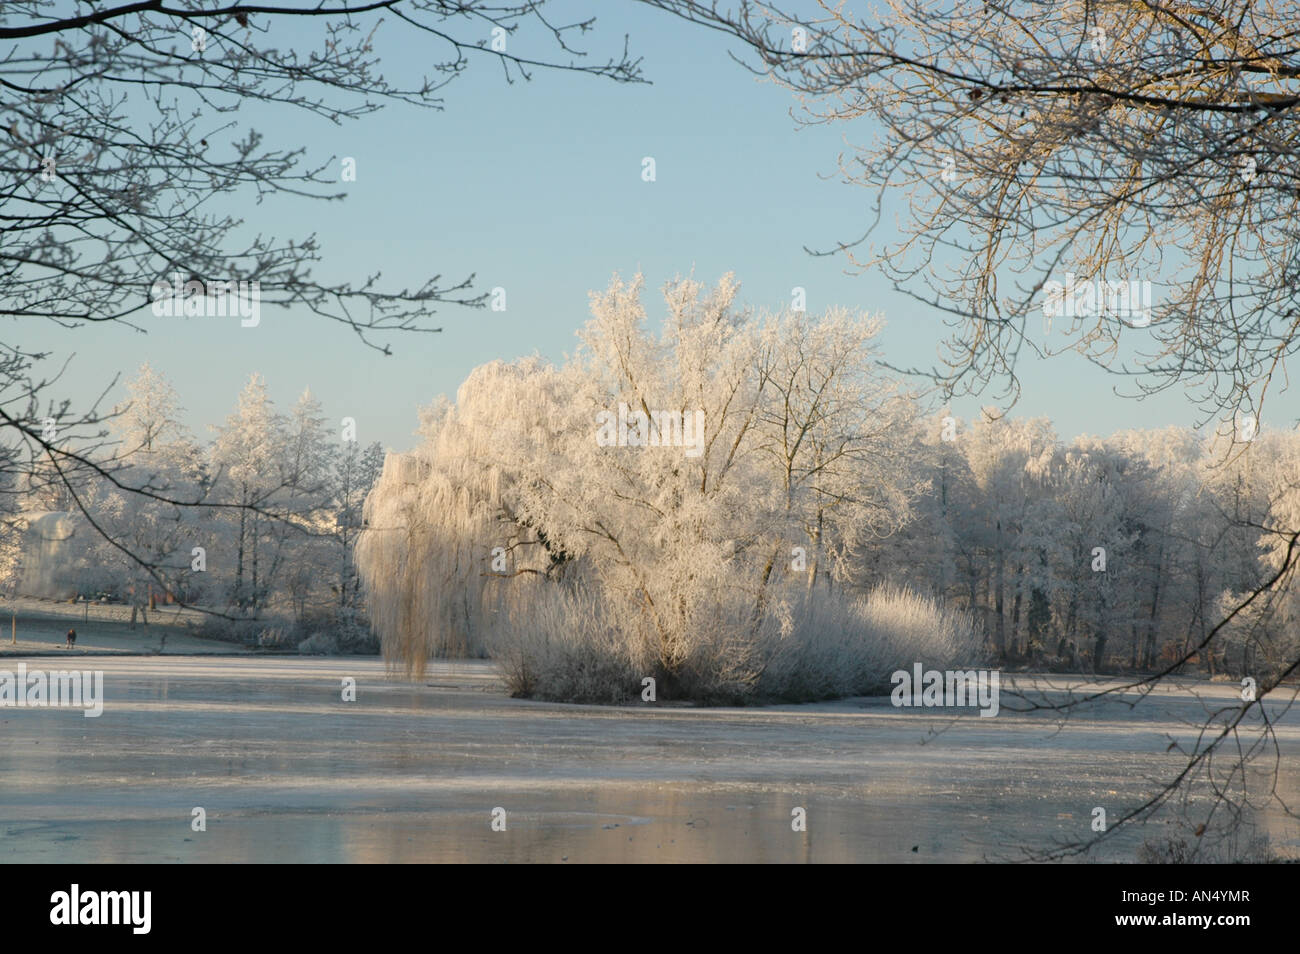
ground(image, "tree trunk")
xmin=994 ymin=521 xmax=1006 ymax=658
xmin=251 ymin=513 xmax=260 ymax=613
xmin=750 ymin=546 xmax=781 ymax=631
xmin=1010 ymin=563 xmax=1024 ymax=657
xmin=235 ymin=501 xmax=248 ymax=610
xmin=1142 ymin=545 xmax=1164 ymax=668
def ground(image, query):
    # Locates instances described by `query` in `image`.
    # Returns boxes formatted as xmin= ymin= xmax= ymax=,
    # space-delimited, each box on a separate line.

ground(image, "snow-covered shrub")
xmin=334 ymin=614 xmax=380 ymax=654
xmin=853 ymin=584 xmax=985 ymax=680
xmin=297 ymin=632 xmax=340 ymax=655
xmin=487 ymin=582 xmax=764 ymax=703
xmin=196 ymin=615 xmax=266 ymax=646
xmin=491 ymin=581 xmax=981 ymax=704
xmin=495 ymin=583 xmax=765 ymax=704
xmin=488 ymin=586 xmax=651 ymax=703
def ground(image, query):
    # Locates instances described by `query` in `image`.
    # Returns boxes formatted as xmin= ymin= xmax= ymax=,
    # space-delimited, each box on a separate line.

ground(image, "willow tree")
xmin=356 ymin=370 xmax=570 ymax=676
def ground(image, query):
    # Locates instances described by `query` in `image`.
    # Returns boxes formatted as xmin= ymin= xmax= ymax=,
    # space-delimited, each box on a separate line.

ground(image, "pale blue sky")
xmin=19 ymin=1 xmax=1287 ymax=452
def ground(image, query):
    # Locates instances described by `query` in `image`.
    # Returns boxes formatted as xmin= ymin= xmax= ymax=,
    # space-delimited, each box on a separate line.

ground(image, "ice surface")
xmin=0 ymin=657 xmax=1295 ymax=862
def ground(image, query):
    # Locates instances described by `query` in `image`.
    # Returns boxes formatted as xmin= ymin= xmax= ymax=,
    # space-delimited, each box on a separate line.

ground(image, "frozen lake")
xmin=2 ymin=656 xmax=1297 ymax=862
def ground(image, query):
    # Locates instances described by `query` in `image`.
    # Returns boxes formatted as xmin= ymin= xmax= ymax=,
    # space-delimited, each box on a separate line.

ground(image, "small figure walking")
xmin=65 ymin=627 xmax=76 ymax=649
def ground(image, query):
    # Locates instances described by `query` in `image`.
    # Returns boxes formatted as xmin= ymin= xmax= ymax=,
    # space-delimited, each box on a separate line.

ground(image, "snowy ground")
xmin=1 ymin=656 xmax=1297 ymax=863
xmin=0 ymin=597 xmax=248 ymax=655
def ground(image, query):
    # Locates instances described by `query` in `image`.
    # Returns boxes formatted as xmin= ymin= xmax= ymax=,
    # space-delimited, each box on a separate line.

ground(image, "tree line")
xmin=0 ymin=364 xmax=384 ymax=649
xmin=357 ymin=274 xmax=1300 ymax=691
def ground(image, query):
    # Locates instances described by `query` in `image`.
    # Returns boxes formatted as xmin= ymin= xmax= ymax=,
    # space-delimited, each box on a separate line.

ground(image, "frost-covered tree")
xmin=956 ymin=412 xmax=1057 ymax=656
xmin=0 ymin=438 xmax=26 ymax=601
xmin=359 ymin=274 xmax=934 ymax=692
xmin=1210 ymin=429 xmax=1300 ymax=677
xmin=750 ymin=307 xmax=923 ymax=600
xmin=331 ymin=438 xmax=385 ymax=617
xmin=116 ymin=364 xmax=191 ymax=458
xmin=853 ymin=420 xmax=959 ymax=602
xmin=1109 ymin=428 xmax=1205 ymax=670
xmin=210 ymin=374 xmax=289 ymax=613
xmin=274 ymin=390 xmax=335 ymax=620
xmin=93 ymin=366 xmax=207 ymax=614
